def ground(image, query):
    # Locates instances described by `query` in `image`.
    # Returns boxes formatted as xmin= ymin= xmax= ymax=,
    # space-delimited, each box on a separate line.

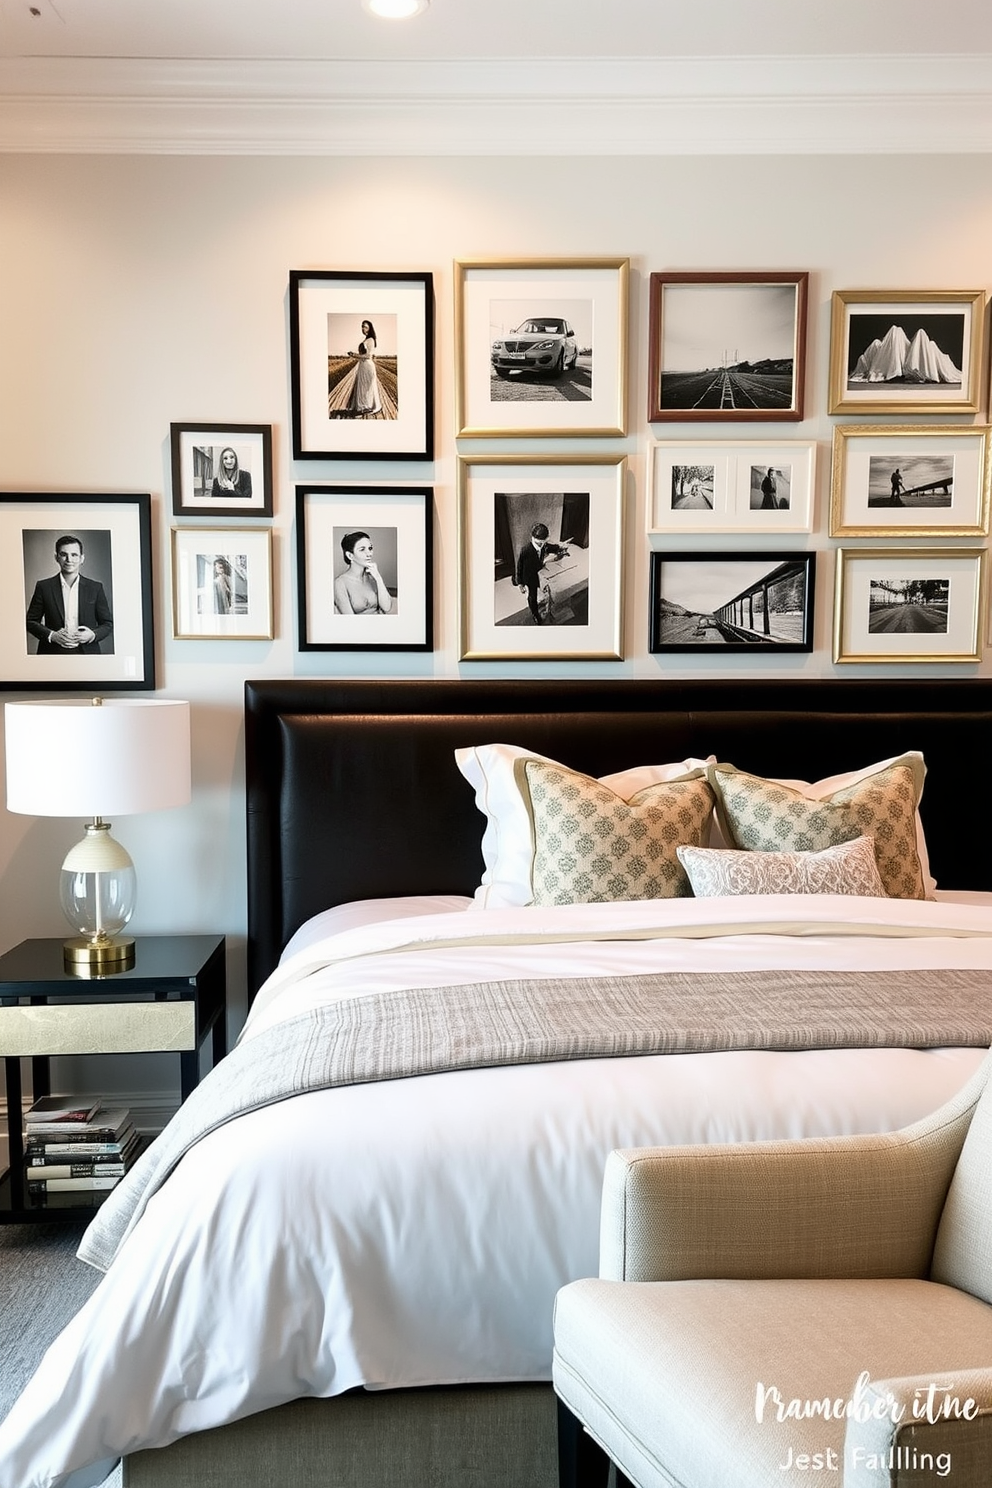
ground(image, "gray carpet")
xmin=0 ymin=1221 xmax=122 ymax=1486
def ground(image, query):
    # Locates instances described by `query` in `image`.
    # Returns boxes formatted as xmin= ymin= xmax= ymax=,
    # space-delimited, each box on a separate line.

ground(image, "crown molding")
xmin=0 ymin=54 xmax=990 ymax=154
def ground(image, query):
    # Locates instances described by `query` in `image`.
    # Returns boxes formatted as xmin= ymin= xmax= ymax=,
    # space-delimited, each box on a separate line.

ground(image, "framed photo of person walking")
xmin=0 ymin=492 xmax=154 ymax=690
xmin=833 ymin=548 xmax=985 ymax=664
xmin=648 ymin=439 xmax=816 ymax=534
xmin=170 ymin=423 xmax=273 ymax=517
xmin=289 ymin=271 xmax=434 ymax=461
xmin=296 ymin=485 xmax=434 ymax=652
xmin=829 ymin=425 xmax=991 ymax=538
xmin=458 ymin=455 xmax=626 ymax=661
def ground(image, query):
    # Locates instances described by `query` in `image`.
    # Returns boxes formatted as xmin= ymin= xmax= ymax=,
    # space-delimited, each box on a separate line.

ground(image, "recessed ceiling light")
xmin=363 ymin=0 xmax=429 ymax=17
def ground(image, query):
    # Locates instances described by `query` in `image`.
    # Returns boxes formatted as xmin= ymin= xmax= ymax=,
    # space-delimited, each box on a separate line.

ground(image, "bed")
xmin=3 ymin=676 xmax=992 ymax=1488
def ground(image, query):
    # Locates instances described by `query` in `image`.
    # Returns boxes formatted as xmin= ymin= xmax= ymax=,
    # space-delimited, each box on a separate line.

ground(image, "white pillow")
xmin=455 ymin=743 xmax=715 ymax=908
xmin=707 ymin=751 xmax=936 ymax=898
xmin=677 ymin=836 xmax=887 ymax=899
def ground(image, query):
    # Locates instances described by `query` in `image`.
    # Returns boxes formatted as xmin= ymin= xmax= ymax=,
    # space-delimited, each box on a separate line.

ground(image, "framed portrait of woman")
xmin=296 ymin=485 xmax=434 ymax=652
xmin=170 ymin=424 xmax=273 ymax=517
xmin=290 ymin=271 xmax=434 ymax=461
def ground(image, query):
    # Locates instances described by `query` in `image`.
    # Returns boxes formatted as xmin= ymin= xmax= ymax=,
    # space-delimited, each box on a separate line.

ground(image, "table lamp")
xmin=4 ymin=697 xmax=191 ymax=973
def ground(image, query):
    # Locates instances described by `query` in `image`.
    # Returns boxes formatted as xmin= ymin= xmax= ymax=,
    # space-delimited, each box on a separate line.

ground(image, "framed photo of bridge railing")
xmin=648 ymin=551 xmax=815 ymax=654
xmin=829 ymin=425 xmax=991 ymax=538
xmin=833 ymin=548 xmax=986 ymax=665
xmin=828 ymin=290 xmax=985 ymax=416
xmin=647 ymin=271 xmax=808 ymax=424
xmin=289 ymin=270 xmax=434 ymax=461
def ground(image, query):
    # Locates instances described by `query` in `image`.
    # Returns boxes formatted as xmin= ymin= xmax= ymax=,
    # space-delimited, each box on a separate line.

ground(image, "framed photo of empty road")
xmin=647 ymin=271 xmax=808 ymax=423
xmin=833 ymin=548 xmax=985 ymax=664
xmin=289 ymin=270 xmax=434 ymax=461
xmin=830 ymin=425 xmax=991 ymax=538
xmin=828 ymin=290 xmax=985 ymax=416
xmin=649 ymin=551 xmax=815 ymax=653
xmin=649 ymin=439 xmax=816 ymax=534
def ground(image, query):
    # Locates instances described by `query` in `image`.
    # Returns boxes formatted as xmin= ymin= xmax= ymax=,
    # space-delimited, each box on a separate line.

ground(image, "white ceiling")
xmin=1 ymin=0 xmax=991 ymax=154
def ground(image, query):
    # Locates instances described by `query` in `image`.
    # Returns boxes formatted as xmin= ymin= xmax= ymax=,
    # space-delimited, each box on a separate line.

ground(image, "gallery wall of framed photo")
xmin=5 ymin=147 xmax=992 ymax=972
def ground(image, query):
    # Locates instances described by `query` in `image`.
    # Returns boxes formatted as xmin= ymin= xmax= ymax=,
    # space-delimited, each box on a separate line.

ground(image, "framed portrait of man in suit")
xmin=0 ymin=493 xmax=154 ymax=690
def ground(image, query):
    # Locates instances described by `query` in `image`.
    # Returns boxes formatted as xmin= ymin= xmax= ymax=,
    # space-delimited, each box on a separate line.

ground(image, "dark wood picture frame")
xmin=649 ymin=549 xmax=815 ymax=653
xmin=648 ymin=271 xmax=808 ymax=423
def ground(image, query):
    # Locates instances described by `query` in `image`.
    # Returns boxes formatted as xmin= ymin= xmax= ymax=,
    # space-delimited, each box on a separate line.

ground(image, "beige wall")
xmin=1 ymin=151 xmax=991 ymax=1094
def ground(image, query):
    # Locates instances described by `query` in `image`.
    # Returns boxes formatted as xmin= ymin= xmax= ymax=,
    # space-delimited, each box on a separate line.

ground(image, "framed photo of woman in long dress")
xmin=290 ymin=271 xmax=434 ymax=461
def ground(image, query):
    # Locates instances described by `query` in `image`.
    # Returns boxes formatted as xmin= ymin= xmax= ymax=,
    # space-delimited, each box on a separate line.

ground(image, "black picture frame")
xmin=0 ymin=492 xmax=155 ymax=689
xmin=170 ymin=423 xmax=273 ymax=517
xmin=647 ymin=271 xmax=808 ymax=424
xmin=649 ymin=550 xmax=815 ymax=653
xmin=289 ymin=271 xmax=434 ymax=461
xmin=296 ymin=484 xmax=434 ymax=652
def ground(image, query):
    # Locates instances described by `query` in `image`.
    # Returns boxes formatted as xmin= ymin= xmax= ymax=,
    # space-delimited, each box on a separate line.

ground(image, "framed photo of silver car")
xmin=458 ymin=454 xmax=625 ymax=660
xmin=454 ymin=259 xmax=628 ymax=438
xmin=648 ymin=439 xmax=816 ymax=534
xmin=170 ymin=423 xmax=273 ymax=517
xmin=171 ymin=527 xmax=274 ymax=641
xmin=296 ymin=484 xmax=434 ymax=652
xmin=828 ymin=290 xmax=985 ymax=416
xmin=0 ymin=492 xmax=154 ymax=690
xmin=829 ymin=425 xmax=991 ymax=538
xmin=647 ymin=271 xmax=808 ymax=423
xmin=833 ymin=547 xmax=985 ymax=664
xmin=289 ymin=270 xmax=434 ymax=461
xmin=649 ymin=551 xmax=815 ymax=653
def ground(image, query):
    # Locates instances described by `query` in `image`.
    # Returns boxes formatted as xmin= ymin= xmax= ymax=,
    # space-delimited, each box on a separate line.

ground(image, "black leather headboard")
xmin=244 ymin=678 xmax=992 ymax=996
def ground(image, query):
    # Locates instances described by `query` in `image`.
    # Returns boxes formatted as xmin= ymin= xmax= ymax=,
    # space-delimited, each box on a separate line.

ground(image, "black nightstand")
xmin=0 ymin=934 xmax=226 ymax=1224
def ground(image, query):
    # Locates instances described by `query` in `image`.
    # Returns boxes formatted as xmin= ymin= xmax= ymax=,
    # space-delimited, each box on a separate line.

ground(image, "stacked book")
xmin=23 ymin=1096 xmax=139 ymax=1208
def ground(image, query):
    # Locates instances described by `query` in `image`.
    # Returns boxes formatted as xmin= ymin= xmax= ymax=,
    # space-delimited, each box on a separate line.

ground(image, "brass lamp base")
xmin=63 ymin=934 xmax=136 ymax=976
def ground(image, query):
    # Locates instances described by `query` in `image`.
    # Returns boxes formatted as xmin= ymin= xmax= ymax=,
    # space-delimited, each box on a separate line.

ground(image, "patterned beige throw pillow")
xmin=707 ymin=755 xmax=926 ymax=900
xmin=677 ymin=835 xmax=887 ymax=899
xmin=517 ymin=759 xmax=714 ymax=905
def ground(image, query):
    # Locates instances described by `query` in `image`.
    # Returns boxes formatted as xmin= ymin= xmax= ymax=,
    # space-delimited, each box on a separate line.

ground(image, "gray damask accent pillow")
xmin=707 ymin=755 xmax=927 ymax=899
xmin=517 ymin=758 xmax=714 ymax=906
xmin=677 ymin=835 xmax=887 ymax=899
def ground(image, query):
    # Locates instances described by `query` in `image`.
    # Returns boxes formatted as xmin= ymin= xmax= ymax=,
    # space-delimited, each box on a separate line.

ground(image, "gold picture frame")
xmin=454 ymin=258 xmax=628 ymax=439
xmin=828 ymin=290 xmax=986 ymax=416
xmin=833 ymin=547 xmax=986 ymax=664
xmin=829 ymin=424 xmax=991 ymax=538
xmin=458 ymin=453 xmax=626 ymax=660
xmin=171 ymin=526 xmax=274 ymax=641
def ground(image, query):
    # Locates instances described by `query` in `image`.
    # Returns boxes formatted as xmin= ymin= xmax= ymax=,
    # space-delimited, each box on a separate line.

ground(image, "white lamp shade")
xmin=5 ymin=698 xmax=191 ymax=818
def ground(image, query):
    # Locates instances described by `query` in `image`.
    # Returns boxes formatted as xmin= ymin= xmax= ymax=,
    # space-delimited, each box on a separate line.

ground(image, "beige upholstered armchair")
xmin=554 ymin=1053 xmax=992 ymax=1488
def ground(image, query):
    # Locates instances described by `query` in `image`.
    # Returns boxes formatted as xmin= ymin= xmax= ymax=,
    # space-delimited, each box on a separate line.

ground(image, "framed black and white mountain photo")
xmin=829 ymin=290 xmax=985 ymax=415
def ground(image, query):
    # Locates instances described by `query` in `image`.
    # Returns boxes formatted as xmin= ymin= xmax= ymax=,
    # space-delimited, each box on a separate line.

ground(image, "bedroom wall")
xmin=1 ymin=149 xmax=991 ymax=1107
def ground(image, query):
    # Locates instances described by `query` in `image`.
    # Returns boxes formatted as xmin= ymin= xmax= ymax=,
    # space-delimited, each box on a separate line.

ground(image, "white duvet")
xmin=2 ymin=893 xmax=992 ymax=1488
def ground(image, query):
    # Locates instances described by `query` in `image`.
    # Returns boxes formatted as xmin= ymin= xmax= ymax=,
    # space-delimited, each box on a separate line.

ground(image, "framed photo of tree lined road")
xmin=289 ymin=271 xmax=434 ymax=461
xmin=833 ymin=548 xmax=985 ymax=664
xmin=647 ymin=272 xmax=808 ymax=423
xmin=828 ymin=290 xmax=985 ymax=416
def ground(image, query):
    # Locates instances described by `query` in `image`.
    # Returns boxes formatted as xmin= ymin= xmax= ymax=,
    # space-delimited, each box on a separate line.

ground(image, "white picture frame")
xmin=648 ymin=440 xmax=816 ymax=534
xmin=172 ymin=527 xmax=274 ymax=641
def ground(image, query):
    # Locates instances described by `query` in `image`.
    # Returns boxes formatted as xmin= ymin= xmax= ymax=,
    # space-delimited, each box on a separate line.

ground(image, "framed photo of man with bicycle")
xmin=457 ymin=454 xmax=625 ymax=661
xmin=829 ymin=425 xmax=991 ymax=538
xmin=647 ymin=271 xmax=808 ymax=424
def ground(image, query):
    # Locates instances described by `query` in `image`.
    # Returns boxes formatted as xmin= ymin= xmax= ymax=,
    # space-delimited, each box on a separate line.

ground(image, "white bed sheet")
xmin=2 ymin=894 xmax=991 ymax=1488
